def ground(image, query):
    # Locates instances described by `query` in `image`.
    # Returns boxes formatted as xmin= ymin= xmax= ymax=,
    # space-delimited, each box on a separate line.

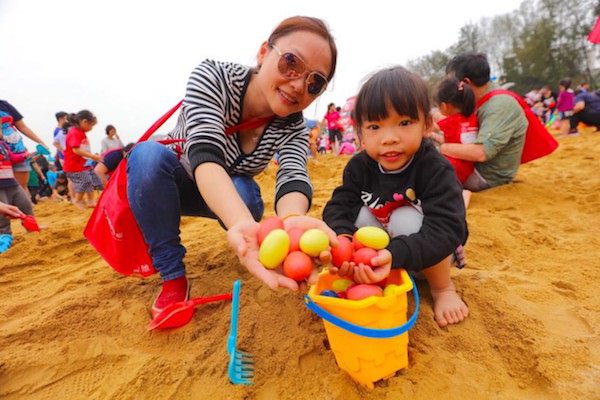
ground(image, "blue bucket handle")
xmin=304 ymin=275 xmax=419 ymax=339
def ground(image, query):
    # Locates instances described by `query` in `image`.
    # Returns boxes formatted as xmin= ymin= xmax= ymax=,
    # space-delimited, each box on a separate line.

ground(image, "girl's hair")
xmin=67 ymin=110 xmax=96 ymax=128
xmin=353 ymin=66 xmax=431 ymax=135
xmin=559 ymin=79 xmax=571 ymax=89
xmin=105 ymin=124 xmax=116 ymax=135
xmin=327 ymin=102 xmax=335 ymax=110
xmin=435 ymin=77 xmax=476 ymax=117
xmin=267 ymin=16 xmax=337 ymax=81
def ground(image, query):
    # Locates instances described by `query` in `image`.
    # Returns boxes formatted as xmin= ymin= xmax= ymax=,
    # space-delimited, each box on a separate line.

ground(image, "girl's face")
xmin=108 ymin=128 xmax=116 ymax=137
xmin=80 ymin=118 xmax=97 ymax=133
xmin=360 ymin=105 xmax=427 ymax=171
xmin=256 ymin=30 xmax=332 ymax=117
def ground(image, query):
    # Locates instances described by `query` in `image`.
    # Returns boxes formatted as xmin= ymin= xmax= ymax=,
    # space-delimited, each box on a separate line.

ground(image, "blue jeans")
xmin=127 ymin=141 xmax=264 ymax=281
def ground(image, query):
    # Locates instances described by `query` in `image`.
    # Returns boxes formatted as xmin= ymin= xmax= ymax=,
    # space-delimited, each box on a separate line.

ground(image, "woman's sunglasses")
xmin=269 ymin=43 xmax=328 ymax=97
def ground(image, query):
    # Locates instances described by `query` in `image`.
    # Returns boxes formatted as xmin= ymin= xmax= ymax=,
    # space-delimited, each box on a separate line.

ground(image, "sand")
xmin=1 ymin=129 xmax=599 ymax=400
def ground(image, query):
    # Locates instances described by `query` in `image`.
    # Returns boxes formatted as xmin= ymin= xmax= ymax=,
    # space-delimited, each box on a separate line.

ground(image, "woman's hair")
xmin=267 ymin=16 xmax=337 ymax=81
xmin=353 ymin=66 xmax=431 ymax=135
xmin=559 ymin=79 xmax=571 ymax=89
xmin=435 ymin=77 xmax=476 ymax=117
xmin=105 ymin=124 xmax=116 ymax=135
xmin=67 ymin=110 xmax=96 ymax=128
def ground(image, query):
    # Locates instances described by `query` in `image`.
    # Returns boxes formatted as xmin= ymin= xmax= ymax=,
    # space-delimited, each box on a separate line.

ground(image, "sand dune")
xmin=1 ymin=130 xmax=599 ymax=399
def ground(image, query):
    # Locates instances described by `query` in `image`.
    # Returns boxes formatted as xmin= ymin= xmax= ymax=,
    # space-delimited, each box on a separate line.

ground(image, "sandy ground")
xmin=1 ymin=129 xmax=599 ymax=400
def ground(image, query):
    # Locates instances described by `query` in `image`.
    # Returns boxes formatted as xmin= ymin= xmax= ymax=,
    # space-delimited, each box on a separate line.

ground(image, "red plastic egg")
xmin=258 ymin=216 xmax=284 ymax=245
xmin=353 ymin=247 xmax=378 ymax=267
xmin=346 ymin=284 xmax=383 ymax=300
xmin=283 ymin=251 xmax=314 ymax=282
xmin=287 ymin=227 xmax=305 ymax=252
xmin=331 ymin=235 xmax=353 ymax=267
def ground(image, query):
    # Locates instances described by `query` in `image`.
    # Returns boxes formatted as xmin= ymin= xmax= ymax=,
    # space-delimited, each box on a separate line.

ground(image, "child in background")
xmin=52 ymin=172 xmax=70 ymax=201
xmin=323 ymin=66 xmax=469 ymax=328
xmin=434 ymin=77 xmax=479 ymax=207
xmin=0 ymin=138 xmax=34 ymax=253
xmin=317 ymin=133 xmax=329 ymax=154
xmin=338 ymin=132 xmax=357 ymax=155
xmin=556 ymin=78 xmax=577 ymax=136
xmin=63 ymin=110 xmax=102 ymax=209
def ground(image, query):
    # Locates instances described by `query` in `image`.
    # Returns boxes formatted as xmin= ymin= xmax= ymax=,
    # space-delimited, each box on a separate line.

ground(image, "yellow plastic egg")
xmin=259 ymin=229 xmax=290 ymax=269
xmin=355 ymin=226 xmax=390 ymax=250
xmin=299 ymin=229 xmax=329 ymax=257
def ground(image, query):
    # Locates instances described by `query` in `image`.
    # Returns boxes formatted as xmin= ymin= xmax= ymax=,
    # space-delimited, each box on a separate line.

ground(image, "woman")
xmin=127 ymin=16 xmax=339 ymax=316
xmin=100 ymin=124 xmax=124 ymax=154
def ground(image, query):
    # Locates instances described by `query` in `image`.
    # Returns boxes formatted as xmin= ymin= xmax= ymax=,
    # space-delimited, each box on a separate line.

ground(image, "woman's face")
xmin=256 ymin=31 xmax=332 ymax=117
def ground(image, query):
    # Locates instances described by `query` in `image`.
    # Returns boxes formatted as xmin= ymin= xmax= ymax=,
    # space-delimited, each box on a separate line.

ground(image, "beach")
xmin=1 ymin=129 xmax=599 ymax=400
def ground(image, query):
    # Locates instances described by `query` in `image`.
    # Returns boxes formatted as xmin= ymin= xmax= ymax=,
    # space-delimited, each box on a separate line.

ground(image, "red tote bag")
xmin=84 ymin=100 xmax=272 ymax=278
xmin=84 ymin=101 xmax=183 ymax=277
xmin=477 ymin=89 xmax=559 ymax=164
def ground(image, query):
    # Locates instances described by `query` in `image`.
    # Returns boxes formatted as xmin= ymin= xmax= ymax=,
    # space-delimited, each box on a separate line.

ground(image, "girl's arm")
xmin=72 ymin=147 xmax=102 ymax=162
xmin=13 ymin=120 xmax=50 ymax=150
xmin=275 ymin=192 xmax=309 ymax=218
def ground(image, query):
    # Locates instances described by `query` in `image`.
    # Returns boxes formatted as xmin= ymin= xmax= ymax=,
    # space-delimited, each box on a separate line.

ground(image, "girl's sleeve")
xmin=387 ymin=161 xmax=468 ymax=271
xmin=322 ymin=156 xmax=364 ymax=235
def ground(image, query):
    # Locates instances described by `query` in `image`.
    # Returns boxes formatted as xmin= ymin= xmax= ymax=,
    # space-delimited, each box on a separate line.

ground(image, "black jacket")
xmin=323 ymin=141 xmax=468 ymax=271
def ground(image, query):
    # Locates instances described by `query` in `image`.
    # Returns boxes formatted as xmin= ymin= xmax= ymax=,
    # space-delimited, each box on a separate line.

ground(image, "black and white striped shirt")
xmin=168 ymin=60 xmax=312 ymax=207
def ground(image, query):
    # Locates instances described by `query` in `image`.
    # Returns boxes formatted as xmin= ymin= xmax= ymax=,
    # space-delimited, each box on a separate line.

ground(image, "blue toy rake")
xmin=227 ymin=280 xmax=254 ymax=385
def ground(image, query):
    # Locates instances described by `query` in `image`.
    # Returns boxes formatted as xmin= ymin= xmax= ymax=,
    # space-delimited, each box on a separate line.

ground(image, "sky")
xmin=0 ymin=0 xmax=525 ymax=153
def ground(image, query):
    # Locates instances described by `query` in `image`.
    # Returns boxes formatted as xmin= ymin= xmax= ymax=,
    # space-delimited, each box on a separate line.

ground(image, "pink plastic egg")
xmin=353 ymin=247 xmax=378 ymax=267
xmin=346 ymin=284 xmax=383 ymax=300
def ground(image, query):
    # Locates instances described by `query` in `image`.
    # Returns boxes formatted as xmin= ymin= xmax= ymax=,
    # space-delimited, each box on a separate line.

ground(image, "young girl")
xmin=63 ymin=110 xmax=102 ymax=209
xmin=323 ymin=66 xmax=469 ymax=328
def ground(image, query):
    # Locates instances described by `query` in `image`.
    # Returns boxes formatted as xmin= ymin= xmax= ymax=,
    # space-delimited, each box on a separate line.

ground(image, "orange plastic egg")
xmin=283 ymin=251 xmax=314 ymax=281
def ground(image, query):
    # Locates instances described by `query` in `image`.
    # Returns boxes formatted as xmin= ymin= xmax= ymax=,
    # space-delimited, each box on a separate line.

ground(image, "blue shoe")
xmin=0 ymin=234 xmax=13 ymax=254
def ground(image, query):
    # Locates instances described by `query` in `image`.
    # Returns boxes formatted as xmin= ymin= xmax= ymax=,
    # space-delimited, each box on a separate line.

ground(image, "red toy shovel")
xmin=148 ymin=293 xmax=232 ymax=331
xmin=19 ymin=215 xmax=41 ymax=232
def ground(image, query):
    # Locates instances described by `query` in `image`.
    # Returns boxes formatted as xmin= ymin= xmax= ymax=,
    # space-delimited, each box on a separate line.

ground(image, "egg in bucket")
xmin=305 ymin=269 xmax=419 ymax=389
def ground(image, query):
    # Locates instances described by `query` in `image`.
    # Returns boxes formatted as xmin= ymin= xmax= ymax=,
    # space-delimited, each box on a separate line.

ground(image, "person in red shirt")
xmin=433 ymin=77 xmax=479 ymax=207
xmin=63 ymin=110 xmax=102 ymax=210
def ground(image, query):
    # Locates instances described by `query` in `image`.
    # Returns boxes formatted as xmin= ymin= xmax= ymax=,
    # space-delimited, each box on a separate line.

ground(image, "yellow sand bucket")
xmin=305 ymin=269 xmax=419 ymax=389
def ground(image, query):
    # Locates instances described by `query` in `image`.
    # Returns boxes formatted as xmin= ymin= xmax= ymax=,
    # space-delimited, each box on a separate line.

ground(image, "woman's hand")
xmin=227 ymin=219 xmax=301 ymax=291
xmin=0 ymin=202 xmax=25 ymax=219
xmin=282 ymin=214 xmax=339 ymax=250
xmin=352 ymin=249 xmax=392 ymax=284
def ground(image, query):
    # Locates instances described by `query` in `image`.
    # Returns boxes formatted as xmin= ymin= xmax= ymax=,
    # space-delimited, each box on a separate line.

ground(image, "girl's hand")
xmin=93 ymin=154 xmax=103 ymax=163
xmin=353 ymin=249 xmax=392 ymax=284
xmin=227 ymin=219 xmax=300 ymax=291
xmin=328 ymin=260 xmax=355 ymax=279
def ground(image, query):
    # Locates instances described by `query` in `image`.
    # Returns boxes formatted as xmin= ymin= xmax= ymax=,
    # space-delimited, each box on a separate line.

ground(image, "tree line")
xmin=408 ymin=0 xmax=599 ymax=94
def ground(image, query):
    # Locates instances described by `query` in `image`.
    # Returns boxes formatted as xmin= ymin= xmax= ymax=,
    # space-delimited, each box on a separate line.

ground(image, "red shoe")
xmin=151 ymin=277 xmax=190 ymax=319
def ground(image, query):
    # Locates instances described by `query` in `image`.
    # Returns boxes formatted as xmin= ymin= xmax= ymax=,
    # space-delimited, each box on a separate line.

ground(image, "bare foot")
xmin=430 ymin=284 xmax=469 ymax=328
xmin=72 ymin=200 xmax=87 ymax=211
